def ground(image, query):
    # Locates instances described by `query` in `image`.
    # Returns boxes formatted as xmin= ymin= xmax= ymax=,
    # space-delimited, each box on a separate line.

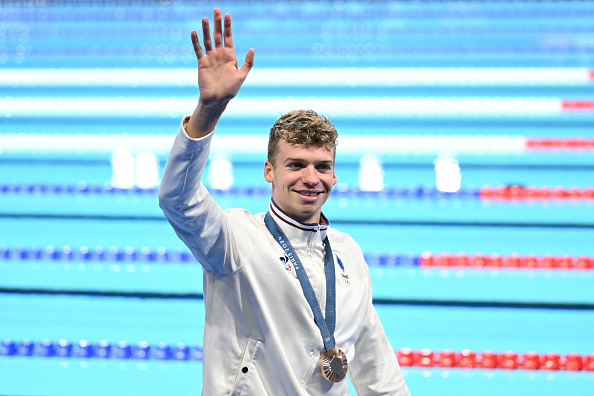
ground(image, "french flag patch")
xmin=336 ymin=255 xmax=345 ymax=271
xmin=336 ymin=255 xmax=351 ymax=286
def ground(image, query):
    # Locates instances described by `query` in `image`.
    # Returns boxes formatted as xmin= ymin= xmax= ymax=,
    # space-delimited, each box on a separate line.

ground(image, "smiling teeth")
xmin=300 ymin=192 xmax=318 ymax=196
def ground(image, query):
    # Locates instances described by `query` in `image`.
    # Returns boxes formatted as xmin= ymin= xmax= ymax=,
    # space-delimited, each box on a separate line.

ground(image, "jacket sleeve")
xmin=349 ymin=264 xmax=410 ymax=395
xmin=158 ymin=116 xmax=240 ymax=275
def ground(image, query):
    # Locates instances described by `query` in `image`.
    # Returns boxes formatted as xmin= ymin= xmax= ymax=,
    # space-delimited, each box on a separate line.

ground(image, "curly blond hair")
xmin=267 ymin=110 xmax=338 ymax=166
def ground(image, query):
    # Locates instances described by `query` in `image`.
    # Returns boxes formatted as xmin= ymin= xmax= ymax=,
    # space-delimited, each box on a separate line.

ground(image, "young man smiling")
xmin=159 ymin=8 xmax=409 ymax=396
xmin=264 ymin=110 xmax=338 ymax=224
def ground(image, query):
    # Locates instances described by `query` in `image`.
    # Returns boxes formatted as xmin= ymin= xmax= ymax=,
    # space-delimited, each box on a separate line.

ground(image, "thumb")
xmin=239 ymin=48 xmax=255 ymax=76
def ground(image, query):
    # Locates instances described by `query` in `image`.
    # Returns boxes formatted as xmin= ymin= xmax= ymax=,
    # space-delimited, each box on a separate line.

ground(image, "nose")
xmin=302 ymin=165 xmax=319 ymax=187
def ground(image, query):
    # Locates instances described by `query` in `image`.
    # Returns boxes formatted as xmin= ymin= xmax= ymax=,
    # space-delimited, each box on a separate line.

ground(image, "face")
xmin=264 ymin=140 xmax=337 ymax=224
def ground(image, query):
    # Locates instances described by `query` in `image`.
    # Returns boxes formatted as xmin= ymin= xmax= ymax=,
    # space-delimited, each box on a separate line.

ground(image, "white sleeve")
xmin=349 ymin=276 xmax=410 ymax=395
xmin=158 ymin=117 xmax=236 ymax=275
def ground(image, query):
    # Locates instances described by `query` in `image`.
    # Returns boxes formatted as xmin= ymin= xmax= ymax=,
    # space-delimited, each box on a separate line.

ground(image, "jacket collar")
xmin=268 ymin=199 xmax=329 ymax=245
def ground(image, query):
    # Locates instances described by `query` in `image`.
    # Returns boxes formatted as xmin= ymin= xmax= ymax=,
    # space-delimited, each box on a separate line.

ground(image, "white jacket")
xmin=158 ymin=118 xmax=409 ymax=395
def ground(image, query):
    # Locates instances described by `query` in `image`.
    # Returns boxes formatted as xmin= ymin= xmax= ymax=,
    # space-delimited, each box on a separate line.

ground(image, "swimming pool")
xmin=1 ymin=1 xmax=593 ymax=395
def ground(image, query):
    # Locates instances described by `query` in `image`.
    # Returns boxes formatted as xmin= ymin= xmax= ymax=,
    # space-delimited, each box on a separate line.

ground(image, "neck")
xmin=270 ymin=199 xmax=329 ymax=230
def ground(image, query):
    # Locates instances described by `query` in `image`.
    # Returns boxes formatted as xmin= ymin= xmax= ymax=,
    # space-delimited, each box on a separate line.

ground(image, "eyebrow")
xmin=284 ymin=157 xmax=334 ymax=165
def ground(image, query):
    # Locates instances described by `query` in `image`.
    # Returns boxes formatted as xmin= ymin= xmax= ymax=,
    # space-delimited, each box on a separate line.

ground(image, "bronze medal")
xmin=320 ymin=347 xmax=348 ymax=382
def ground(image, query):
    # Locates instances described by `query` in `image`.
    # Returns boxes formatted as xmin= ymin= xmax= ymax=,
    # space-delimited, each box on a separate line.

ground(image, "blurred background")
xmin=1 ymin=0 xmax=593 ymax=395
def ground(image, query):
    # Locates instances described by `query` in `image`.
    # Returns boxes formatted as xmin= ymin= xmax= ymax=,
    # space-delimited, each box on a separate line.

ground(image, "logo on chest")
xmin=279 ymin=254 xmax=292 ymax=272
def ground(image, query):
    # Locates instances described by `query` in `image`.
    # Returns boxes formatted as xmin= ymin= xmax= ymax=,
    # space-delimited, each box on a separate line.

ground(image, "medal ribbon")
xmin=264 ymin=211 xmax=336 ymax=351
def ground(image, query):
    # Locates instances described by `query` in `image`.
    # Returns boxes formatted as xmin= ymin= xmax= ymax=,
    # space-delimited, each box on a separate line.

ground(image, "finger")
xmin=213 ymin=8 xmax=223 ymax=48
xmin=223 ymin=13 xmax=233 ymax=48
xmin=239 ymin=48 xmax=255 ymax=76
xmin=191 ymin=30 xmax=204 ymax=59
xmin=201 ymin=17 xmax=212 ymax=52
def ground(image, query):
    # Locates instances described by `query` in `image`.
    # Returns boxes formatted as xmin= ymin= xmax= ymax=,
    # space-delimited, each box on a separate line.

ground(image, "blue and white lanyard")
xmin=264 ymin=211 xmax=336 ymax=351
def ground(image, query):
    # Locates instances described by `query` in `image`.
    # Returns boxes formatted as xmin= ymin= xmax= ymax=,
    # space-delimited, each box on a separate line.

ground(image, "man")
xmin=159 ymin=8 xmax=409 ymax=395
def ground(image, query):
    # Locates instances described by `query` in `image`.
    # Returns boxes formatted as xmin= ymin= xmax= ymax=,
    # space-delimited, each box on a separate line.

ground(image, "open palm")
xmin=192 ymin=9 xmax=255 ymax=104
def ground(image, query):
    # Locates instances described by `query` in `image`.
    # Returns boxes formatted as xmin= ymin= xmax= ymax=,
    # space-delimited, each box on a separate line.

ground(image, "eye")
xmin=316 ymin=164 xmax=332 ymax=171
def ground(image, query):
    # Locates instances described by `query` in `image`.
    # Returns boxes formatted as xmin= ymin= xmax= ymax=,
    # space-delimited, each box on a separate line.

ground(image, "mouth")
xmin=295 ymin=190 xmax=323 ymax=198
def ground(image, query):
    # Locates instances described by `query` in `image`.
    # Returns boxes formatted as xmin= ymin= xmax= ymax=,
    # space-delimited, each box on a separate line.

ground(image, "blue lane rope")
xmin=0 ymin=338 xmax=203 ymax=361
xmin=0 ymin=246 xmax=194 ymax=263
xmin=0 ymin=183 xmax=480 ymax=200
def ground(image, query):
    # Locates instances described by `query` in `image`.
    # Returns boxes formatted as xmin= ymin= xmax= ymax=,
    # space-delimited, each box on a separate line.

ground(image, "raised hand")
xmin=186 ymin=8 xmax=254 ymax=138
xmin=192 ymin=8 xmax=255 ymax=105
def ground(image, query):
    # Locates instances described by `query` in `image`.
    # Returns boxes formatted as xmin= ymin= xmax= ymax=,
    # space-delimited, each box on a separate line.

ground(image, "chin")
xmin=297 ymin=210 xmax=320 ymax=223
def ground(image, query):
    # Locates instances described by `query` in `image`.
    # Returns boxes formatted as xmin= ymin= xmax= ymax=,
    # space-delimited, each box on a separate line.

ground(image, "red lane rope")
xmin=526 ymin=137 xmax=594 ymax=150
xmin=420 ymin=252 xmax=592 ymax=270
xmin=479 ymin=185 xmax=594 ymax=201
xmin=397 ymin=348 xmax=594 ymax=371
xmin=562 ymin=100 xmax=594 ymax=111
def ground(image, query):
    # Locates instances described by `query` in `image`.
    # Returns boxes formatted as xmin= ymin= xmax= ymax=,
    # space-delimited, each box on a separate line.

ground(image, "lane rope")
xmin=0 ymin=339 xmax=202 ymax=361
xmin=1 ymin=339 xmax=593 ymax=372
xmin=1 ymin=246 xmax=591 ymax=270
xmin=479 ymin=185 xmax=594 ymax=200
xmin=397 ymin=348 xmax=594 ymax=371
xmin=418 ymin=252 xmax=592 ymax=270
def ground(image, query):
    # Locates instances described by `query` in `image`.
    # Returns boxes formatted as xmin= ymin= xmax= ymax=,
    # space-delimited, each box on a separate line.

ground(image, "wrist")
xmin=187 ymin=99 xmax=230 ymax=138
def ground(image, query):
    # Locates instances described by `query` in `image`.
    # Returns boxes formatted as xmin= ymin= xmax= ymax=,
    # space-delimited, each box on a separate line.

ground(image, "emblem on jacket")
xmin=336 ymin=255 xmax=350 ymax=286
xmin=279 ymin=254 xmax=292 ymax=272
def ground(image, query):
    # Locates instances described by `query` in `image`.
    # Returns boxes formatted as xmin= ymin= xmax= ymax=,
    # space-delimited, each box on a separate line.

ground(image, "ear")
xmin=332 ymin=169 xmax=337 ymax=185
xmin=264 ymin=160 xmax=274 ymax=183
